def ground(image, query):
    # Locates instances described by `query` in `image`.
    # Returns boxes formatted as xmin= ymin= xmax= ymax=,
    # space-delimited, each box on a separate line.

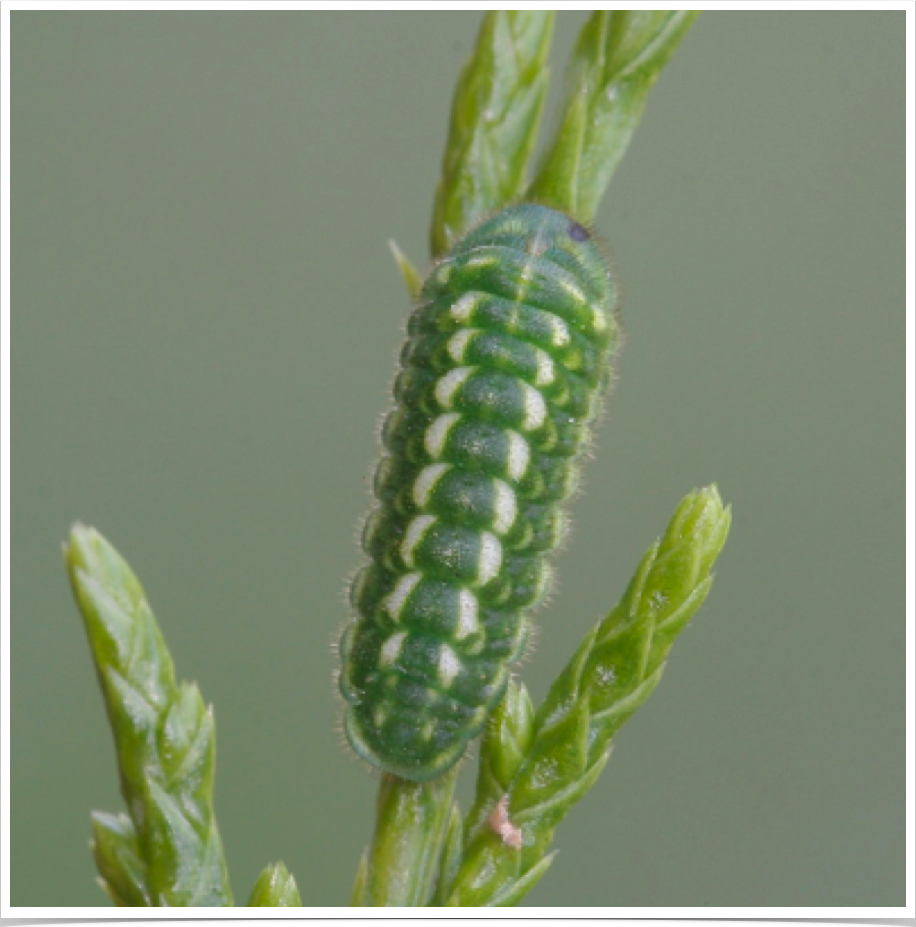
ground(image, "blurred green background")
xmin=12 ymin=12 xmax=903 ymax=907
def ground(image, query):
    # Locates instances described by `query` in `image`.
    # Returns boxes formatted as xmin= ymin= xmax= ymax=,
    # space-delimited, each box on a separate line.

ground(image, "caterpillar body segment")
xmin=340 ymin=203 xmax=618 ymax=781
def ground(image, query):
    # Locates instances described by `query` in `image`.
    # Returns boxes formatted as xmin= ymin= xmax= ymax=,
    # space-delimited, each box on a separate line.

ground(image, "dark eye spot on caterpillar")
xmin=568 ymin=221 xmax=590 ymax=242
xmin=338 ymin=203 xmax=619 ymax=781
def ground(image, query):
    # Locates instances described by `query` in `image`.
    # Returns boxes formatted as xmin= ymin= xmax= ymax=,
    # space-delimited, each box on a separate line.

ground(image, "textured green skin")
xmin=340 ymin=203 xmax=617 ymax=781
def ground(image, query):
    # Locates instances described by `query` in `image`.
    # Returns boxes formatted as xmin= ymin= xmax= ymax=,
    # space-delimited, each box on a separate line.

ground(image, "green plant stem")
xmin=430 ymin=11 xmax=555 ymax=256
xmin=353 ymin=770 xmax=458 ymax=906
xmin=443 ymin=487 xmax=730 ymax=906
xmin=66 ymin=525 xmax=233 ymax=906
xmin=429 ymin=803 xmax=464 ymax=906
xmin=529 ymin=11 xmax=699 ymax=222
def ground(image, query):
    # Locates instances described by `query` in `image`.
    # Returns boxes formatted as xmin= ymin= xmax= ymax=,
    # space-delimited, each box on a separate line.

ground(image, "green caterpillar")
xmin=339 ymin=203 xmax=618 ymax=781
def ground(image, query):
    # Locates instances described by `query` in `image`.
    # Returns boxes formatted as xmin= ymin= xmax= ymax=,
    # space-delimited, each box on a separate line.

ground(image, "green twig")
xmin=352 ymin=770 xmax=458 ymax=906
xmin=430 ymin=11 xmax=555 ymax=257
xmin=66 ymin=525 xmax=234 ymax=906
xmin=529 ymin=11 xmax=700 ymax=222
xmin=429 ymin=803 xmax=464 ymax=906
xmin=442 ymin=487 xmax=731 ymax=906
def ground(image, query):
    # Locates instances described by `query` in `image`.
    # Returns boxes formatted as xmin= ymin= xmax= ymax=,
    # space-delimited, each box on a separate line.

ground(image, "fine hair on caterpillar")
xmin=338 ymin=203 xmax=619 ymax=782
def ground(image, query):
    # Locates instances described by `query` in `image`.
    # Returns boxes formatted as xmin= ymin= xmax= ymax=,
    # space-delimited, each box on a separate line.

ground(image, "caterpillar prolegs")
xmin=339 ymin=203 xmax=618 ymax=781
